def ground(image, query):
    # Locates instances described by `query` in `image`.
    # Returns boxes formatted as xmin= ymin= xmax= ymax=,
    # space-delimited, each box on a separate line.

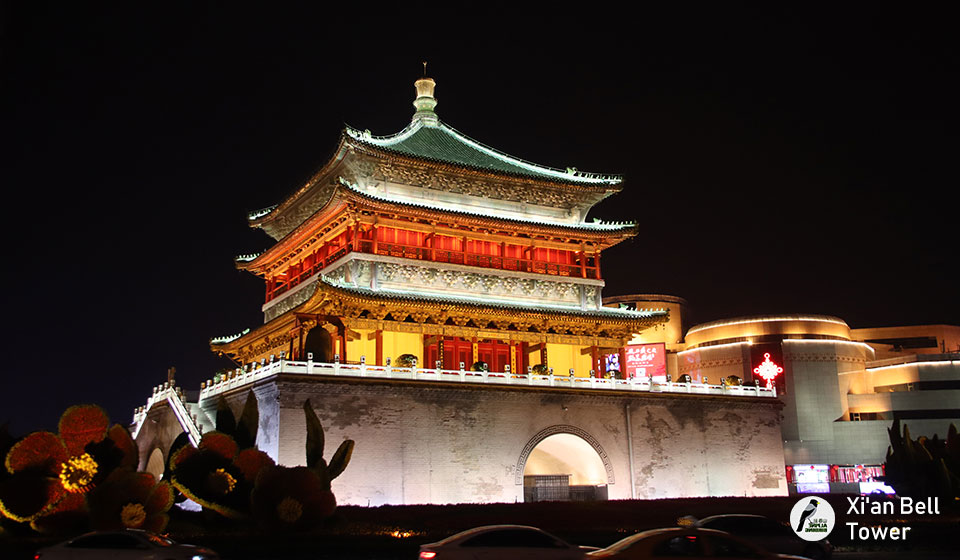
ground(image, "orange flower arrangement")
xmin=248 ymin=399 xmax=354 ymax=531
xmin=167 ymin=392 xmax=275 ymax=519
xmin=87 ymin=471 xmax=173 ymax=532
xmin=169 ymin=431 xmax=275 ymax=519
xmin=0 ymin=405 xmax=137 ymax=531
xmin=251 ymin=466 xmax=335 ymax=531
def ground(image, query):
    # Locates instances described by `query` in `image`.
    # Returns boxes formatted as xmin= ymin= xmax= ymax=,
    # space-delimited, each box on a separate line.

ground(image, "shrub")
xmin=395 ymin=354 xmax=418 ymax=368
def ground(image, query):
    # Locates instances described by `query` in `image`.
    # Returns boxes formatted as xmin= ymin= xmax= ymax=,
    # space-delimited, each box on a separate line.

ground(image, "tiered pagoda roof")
xmin=212 ymin=75 xmax=665 ymax=361
xmin=248 ymin=76 xmax=631 ymax=242
xmin=237 ymin=177 xmax=637 ymax=278
xmin=211 ymin=275 xmax=666 ymax=362
xmin=343 ymin=119 xmax=621 ymax=186
xmin=317 ymin=275 xmax=657 ymax=321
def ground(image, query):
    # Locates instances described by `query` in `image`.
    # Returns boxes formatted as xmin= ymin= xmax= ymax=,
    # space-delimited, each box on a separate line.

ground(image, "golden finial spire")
xmin=413 ymin=64 xmax=438 ymax=125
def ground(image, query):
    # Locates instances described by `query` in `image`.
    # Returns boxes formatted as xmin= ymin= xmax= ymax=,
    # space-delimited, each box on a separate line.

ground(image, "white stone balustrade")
xmin=194 ymin=359 xmax=778 ymax=401
xmin=133 ymin=359 xmax=776 ymax=447
xmin=131 ymin=383 xmax=203 ymax=447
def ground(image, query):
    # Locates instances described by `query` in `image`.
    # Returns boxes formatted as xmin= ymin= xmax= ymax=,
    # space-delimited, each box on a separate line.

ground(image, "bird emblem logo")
xmin=790 ymin=496 xmax=836 ymax=541
xmin=796 ymin=498 xmax=819 ymax=532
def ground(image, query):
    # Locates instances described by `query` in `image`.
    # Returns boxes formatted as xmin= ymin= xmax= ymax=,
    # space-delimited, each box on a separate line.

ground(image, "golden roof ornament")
xmin=413 ymin=61 xmax=438 ymax=126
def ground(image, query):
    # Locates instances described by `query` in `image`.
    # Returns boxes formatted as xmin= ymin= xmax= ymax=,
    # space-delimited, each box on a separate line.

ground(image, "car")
xmin=585 ymin=527 xmax=811 ymax=559
xmin=693 ymin=514 xmax=832 ymax=559
xmin=418 ymin=524 xmax=594 ymax=560
xmin=34 ymin=529 xmax=219 ymax=560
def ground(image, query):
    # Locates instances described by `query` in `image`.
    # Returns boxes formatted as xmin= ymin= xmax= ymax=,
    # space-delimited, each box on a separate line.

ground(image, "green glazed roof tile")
xmin=345 ymin=120 xmax=621 ymax=186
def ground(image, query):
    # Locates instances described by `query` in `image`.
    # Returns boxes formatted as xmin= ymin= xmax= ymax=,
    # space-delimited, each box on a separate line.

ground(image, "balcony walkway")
xmin=132 ymin=359 xmax=777 ymax=445
xmin=200 ymin=360 xmax=777 ymax=400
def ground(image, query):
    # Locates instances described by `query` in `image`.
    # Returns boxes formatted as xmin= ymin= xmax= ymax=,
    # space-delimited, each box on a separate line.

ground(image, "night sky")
xmin=2 ymin=4 xmax=955 ymax=434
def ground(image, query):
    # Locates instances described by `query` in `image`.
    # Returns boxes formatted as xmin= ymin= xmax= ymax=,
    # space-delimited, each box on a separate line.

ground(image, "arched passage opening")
xmin=145 ymin=448 xmax=165 ymax=480
xmin=521 ymin=432 xmax=610 ymax=502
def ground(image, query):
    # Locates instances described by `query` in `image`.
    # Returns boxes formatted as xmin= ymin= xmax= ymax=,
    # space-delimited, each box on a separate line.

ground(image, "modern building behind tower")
xmin=606 ymin=295 xmax=959 ymax=495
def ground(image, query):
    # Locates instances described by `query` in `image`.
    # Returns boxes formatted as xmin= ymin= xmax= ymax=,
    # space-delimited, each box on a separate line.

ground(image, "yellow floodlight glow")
xmin=783 ymin=339 xmax=875 ymax=351
xmin=678 ymin=340 xmax=752 ymax=354
xmin=687 ymin=315 xmax=848 ymax=335
xmin=865 ymin=360 xmax=958 ymax=372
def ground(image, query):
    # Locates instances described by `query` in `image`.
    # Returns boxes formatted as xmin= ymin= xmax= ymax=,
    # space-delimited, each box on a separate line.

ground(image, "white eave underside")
xmin=340 ymin=178 xmax=634 ymax=232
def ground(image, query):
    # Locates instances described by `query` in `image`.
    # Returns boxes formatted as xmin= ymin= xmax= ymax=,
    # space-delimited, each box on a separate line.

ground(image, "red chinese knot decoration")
xmin=753 ymin=352 xmax=783 ymax=389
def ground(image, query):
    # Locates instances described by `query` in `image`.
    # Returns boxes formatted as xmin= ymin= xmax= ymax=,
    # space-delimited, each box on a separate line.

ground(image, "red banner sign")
xmin=624 ymin=343 xmax=667 ymax=380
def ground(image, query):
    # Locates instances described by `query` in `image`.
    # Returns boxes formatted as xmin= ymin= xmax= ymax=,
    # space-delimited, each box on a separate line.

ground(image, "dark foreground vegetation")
xmin=3 ymin=495 xmax=958 ymax=559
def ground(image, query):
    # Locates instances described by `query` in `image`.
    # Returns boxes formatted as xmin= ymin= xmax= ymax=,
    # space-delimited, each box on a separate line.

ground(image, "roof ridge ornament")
xmin=413 ymin=64 xmax=439 ymax=126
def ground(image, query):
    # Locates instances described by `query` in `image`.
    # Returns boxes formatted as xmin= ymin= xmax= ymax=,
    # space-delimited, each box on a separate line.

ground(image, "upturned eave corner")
xmin=245 ymin=133 xmax=355 ymax=230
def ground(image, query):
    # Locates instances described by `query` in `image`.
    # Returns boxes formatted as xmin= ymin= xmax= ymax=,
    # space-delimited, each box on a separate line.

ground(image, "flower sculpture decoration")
xmin=251 ymin=399 xmax=353 ymax=531
xmin=168 ymin=392 xmax=274 ymax=519
xmin=169 ymin=431 xmax=273 ymax=519
xmin=87 ymin=471 xmax=173 ymax=532
xmin=251 ymin=466 xmax=333 ymax=531
xmin=0 ymin=405 xmax=138 ymax=532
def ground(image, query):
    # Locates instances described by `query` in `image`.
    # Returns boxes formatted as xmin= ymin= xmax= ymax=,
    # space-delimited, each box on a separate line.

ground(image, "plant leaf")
xmin=215 ymin=396 xmax=237 ymax=436
xmin=164 ymin=431 xmax=191 ymax=503
xmin=303 ymin=399 xmax=324 ymax=470
xmin=235 ymin=391 xmax=259 ymax=449
xmin=327 ymin=440 xmax=354 ymax=481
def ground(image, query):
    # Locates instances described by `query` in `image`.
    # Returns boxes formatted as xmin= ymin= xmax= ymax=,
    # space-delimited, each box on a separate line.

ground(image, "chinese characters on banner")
xmin=624 ymin=343 xmax=667 ymax=382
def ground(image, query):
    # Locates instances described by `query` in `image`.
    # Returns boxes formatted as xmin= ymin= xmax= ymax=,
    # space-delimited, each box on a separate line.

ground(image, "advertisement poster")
xmin=624 ymin=343 xmax=667 ymax=381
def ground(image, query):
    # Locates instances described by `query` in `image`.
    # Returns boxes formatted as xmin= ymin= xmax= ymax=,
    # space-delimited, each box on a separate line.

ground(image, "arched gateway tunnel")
xmin=134 ymin=363 xmax=787 ymax=504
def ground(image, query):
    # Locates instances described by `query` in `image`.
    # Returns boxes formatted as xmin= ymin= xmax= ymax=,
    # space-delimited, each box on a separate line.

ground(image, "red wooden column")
xmin=438 ymin=336 xmax=445 ymax=369
xmin=375 ymin=329 xmax=383 ymax=366
xmin=595 ymin=251 xmax=602 ymax=280
xmin=294 ymin=328 xmax=303 ymax=360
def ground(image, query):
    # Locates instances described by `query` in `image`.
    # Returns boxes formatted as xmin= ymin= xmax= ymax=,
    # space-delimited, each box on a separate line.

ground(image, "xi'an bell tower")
xmin=212 ymin=75 xmax=666 ymax=376
xmin=132 ymin=74 xmax=787 ymax=507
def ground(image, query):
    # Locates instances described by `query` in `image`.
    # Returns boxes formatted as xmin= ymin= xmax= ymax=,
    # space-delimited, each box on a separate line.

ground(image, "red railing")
xmin=370 ymin=241 xmax=595 ymax=279
xmin=266 ymin=239 xmax=599 ymax=302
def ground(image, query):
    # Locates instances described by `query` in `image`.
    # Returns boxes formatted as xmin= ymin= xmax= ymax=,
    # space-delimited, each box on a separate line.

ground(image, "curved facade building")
xmin=677 ymin=315 xmax=960 ymax=494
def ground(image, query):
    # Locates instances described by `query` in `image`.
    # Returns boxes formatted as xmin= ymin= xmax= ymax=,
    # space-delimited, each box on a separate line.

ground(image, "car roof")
xmin=697 ymin=514 xmax=769 ymax=523
xmin=432 ymin=525 xmax=553 ymax=545
xmin=601 ymin=527 xmax=740 ymax=551
xmin=70 ymin=529 xmax=152 ymax=540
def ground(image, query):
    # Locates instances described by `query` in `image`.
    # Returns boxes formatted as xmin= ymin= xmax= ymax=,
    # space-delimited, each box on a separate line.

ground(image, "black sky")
xmin=1 ymin=4 xmax=956 ymax=434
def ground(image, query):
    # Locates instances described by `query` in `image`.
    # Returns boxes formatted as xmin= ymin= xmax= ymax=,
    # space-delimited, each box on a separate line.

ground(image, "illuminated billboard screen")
xmin=624 ymin=343 xmax=667 ymax=381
